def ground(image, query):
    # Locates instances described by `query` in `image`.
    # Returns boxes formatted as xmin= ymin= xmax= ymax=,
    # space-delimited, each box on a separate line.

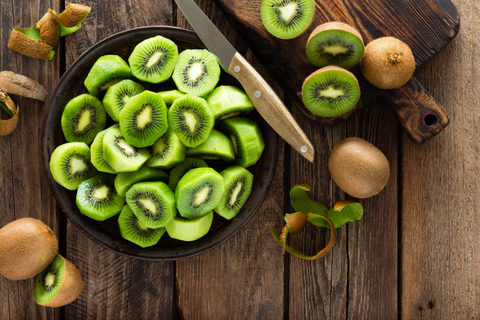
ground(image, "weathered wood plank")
xmin=175 ymin=1 xmax=285 ymax=319
xmin=0 ymin=0 xmax=60 ymax=319
xmin=63 ymin=1 xmax=175 ymax=319
xmin=401 ymin=0 xmax=480 ymax=318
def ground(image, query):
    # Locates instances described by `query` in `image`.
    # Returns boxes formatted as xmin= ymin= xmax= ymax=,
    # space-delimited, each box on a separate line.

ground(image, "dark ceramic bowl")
xmin=43 ymin=26 xmax=277 ymax=260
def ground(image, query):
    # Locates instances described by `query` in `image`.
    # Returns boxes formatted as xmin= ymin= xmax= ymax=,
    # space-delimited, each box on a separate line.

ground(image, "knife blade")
xmin=174 ymin=0 xmax=314 ymax=163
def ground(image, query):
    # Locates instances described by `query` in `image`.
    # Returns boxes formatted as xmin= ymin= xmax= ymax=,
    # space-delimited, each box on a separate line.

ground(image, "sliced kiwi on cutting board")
xmin=166 ymin=210 xmax=214 ymax=242
xmin=114 ymin=164 xmax=168 ymax=197
xmin=186 ymin=128 xmax=235 ymax=164
xmin=118 ymin=204 xmax=166 ymax=248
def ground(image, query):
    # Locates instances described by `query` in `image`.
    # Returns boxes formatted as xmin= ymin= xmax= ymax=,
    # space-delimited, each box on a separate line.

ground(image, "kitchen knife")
xmin=174 ymin=0 xmax=314 ymax=163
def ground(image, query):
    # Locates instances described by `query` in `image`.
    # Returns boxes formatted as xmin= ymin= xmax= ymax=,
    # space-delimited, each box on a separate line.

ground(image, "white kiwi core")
xmin=188 ymin=62 xmax=204 ymax=81
xmin=93 ymin=185 xmax=110 ymax=200
xmin=44 ymin=272 xmax=56 ymax=287
xmin=77 ymin=109 xmax=91 ymax=132
xmin=324 ymin=45 xmax=349 ymax=56
xmin=229 ymin=182 xmax=244 ymax=206
xmin=321 ymin=86 xmax=344 ymax=99
xmin=136 ymin=107 xmax=152 ymax=128
xmin=184 ymin=112 xmax=197 ymax=132
xmin=140 ymin=199 xmax=157 ymax=214
xmin=117 ymin=139 xmax=136 ymax=156
xmin=194 ymin=187 xmax=210 ymax=206
xmin=70 ymin=157 xmax=87 ymax=175
xmin=279 ymin=3 xmax=298 ymax=23
xmin=147 ymin=51 xmax=164 ymax=68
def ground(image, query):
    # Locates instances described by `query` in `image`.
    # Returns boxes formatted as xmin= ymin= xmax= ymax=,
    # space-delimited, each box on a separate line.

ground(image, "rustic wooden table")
xmin=0 ymin=0 xmax=475 ymax=319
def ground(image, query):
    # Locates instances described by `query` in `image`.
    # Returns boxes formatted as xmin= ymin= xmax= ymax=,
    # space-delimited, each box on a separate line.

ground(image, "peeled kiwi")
xmin=159 ymin=90 xmax=185 ymax=106
xmin=186 ymin=128 xmax=235 ymax=164
xmin=0 ymin=218 xmax=58 ymax=280
xmin=328 ymin=137 xmax=390 ymax=198
xmin=360 ymin=37 xmax=415 ymax=89
xmin=168 ymin=157 xmax=208 ymax=191
xmin=146 ymin=128 xmax=187 ymax=169
xmin=118 ymin=205 xmax=166 ymax=248
xmin=306 ymin=22 xmax=364 ymax=69
xmin=102 ymin=79 xmax=145 ymax=122
xmin=90 ymin=126 xmax=118 ymax=174
xmin=166 ymin=211 xmax=214 ymax=242
xmin=302 ymin=66 xmax=360 ymax=118
xmin=114 ymin=164 xmax=168 ymax=197
xmin=260 ymin=0 xmax=315 ymax=39
xmin=206 ymin=86 xmax=254 ymax=120
xmin=84 ymin=55 xmax=132 ymax=96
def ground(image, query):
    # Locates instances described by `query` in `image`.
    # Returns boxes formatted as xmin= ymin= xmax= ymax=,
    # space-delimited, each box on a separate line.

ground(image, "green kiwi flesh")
xmin=168 ymin=157 xmax=208 ymax=191
xmin=84 ymin=55 xmax=132 ymax=96
xmin=118 ymin=205 xmax=166 ymax=248
xmin=172 ymin=49 xmax=221 ymax=97
xmin=119 ymin=90 xmax=168 ymax=148
xmin=90 ymin=126 xmax=117 ymax=174
xmin=126 ymin=181 xmax=176 ymax=228
xmin=102 ymin=80 xmax=145 ymax=122
xmin=206 ymin=86 xmax=254 ymax=120
xmin=114 ymin=164 xmax=168 ymax=197
xmin=260 ymin=0 xmax=315 ymax=39
xmin=159 ymin=90 xmax=185 ymax=106
xmin=61 ymin=93 xmax=107 ymax=145
xmin=302 ymin=66 xmax=360 ymax=118
xmin=50 ymin=142 xmax=98 ymax=190
xmin=186 ymin=129 xmax=235 ymax=164
xmin=33 ymin=255 xmax=65 ymax=304
xmin=128 ymin=35 xmax=179 ymax=84
xmin=219 ymin=117 xmax=265 ymax=168
xmin=103 ymin=126 xmax=151 ymax=172
xmin=76 ymin=173 xmax=125 ymax=221
xmin=147 ymin=128 xmax=187 ymax=169
xmin=168 ymin=94 xmax=214 ymax=148
xmin=214 ymin=166 xmax=254 ymax=220
xmin=175 ymin=167 xmax=224 ymax=219
xmin=166 ymin=211 xmax=214 ymax=242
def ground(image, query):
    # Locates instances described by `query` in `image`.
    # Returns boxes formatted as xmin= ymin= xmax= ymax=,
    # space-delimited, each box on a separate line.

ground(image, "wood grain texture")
xmin=0 ymin=0 xmax=60 ymax=319
xmin=63 ymin=1 xmax=175 ymax=319
xmin=176 ymin=1 xmax=285 ymax=318
xmin=401 ymin=0 xmax=480 ymax=318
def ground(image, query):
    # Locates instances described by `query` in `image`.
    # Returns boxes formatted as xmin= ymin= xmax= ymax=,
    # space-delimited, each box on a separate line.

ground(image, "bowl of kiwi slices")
xmin=43 ymin=26 xmax=277 ymax=260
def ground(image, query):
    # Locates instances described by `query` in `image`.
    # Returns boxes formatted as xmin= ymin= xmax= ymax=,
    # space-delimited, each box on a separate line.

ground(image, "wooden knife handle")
xmin=228 ymin=52 xmax=314 ymax=162
xmin=383 ymin=77 xmax=450 ymax=144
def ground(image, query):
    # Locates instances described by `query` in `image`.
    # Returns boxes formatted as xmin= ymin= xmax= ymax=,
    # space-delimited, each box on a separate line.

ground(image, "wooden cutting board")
xmin=214 ymin=0 xmax=460 ymax=144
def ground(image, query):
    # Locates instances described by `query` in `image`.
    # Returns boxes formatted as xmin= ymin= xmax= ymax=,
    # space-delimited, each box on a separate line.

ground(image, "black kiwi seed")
xmin=225 ymin=178 xmax=246 ymax=210
xmin=116 ymin=89 xmax=134 ymax=108
xmin=142 ymin=48 xmax=169 ymax=75
xmin=182 ymin=58 xmax=207 ymax=86
xmin=176 ymin=106 xmax=205 ymax=137
xmin=65 ymin=153 xmax=94 ymax=180
xmin=132 ymin=103 xmax=158 ymax=133
xmin=114 ymin=136 xmax=139 ymax=157
xmin=70 ymin=104 xmax=97 ymax=136
xmin=132 ymin=192 xmax=164 ymax=221
xmin=126 ymin=213 xmax=155 ymax=237
xmin=316 ymin=38 xmax=354 ymax=62
xmin=41 ymin=269 xmax=58 ymax=292
xmin=272 ymin=0 xmax=304 ymax=27
xmin=86 ymin=182 xmax=113 ymax=205
xmin=190 ymin=183 xmax=213 ymax=209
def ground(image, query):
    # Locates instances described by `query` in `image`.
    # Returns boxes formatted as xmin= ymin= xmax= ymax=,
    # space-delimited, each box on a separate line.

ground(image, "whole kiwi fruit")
xmin=0 ymin=218 xmax=58 ymax=280
xmin=359 ymin=37 xmax=415 ymax=90
xmin=328 ymin=137 xmax=390 ymax=198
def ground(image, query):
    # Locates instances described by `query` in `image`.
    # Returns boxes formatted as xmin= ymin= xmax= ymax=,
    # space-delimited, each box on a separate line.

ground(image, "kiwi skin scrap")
xmin=8 ymin=28 xmax=55 ymax=60
xmin=50 ymin=4 xmax=90 ymax=28
xmin=0 ymin=218 xmax=58 ymax=280
xmin=36 ymin=11 xmax=60 ymax=47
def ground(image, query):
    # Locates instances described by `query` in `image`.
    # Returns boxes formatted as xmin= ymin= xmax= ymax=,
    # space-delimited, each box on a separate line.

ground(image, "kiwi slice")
xmin=302 ymin=66 xmax=360 ymax=118
xmin=175 ymin=167 xmax=224 ymax=219
xmin=118 ymin=205 xmax=166 ymax=248
xmin=34 ymin=255 xmax=83 ymax=307
xmin=219 ymin=117 xmax=265 ymax=168
xmin=84 ymin=55 xmax=132 ymax=96
xmin=206 ymin=86 xmax=255 ymax=120
xmin=260 ymin=0 xmax=315 ymax=39
xmin=49 ymin=142 xmax=98 ymax=190
xmin=159 ymin=90 xmax=185 ymax=106
xmin=76 ymin=173 xmax=125 ymax=221
xmin=168 ymin=157 xmax=208 ymax=191
xmin=214 ymin=166 xmax=253 ymax=220
xmin=306 ymin=22 xmax=365 ymax=69
xmin=186 ymin=128 xmax=235 ymax=164
xmin=103 ymin=126 xmax=150 ymax=172
xmin=168 ymin=94 xmax=214 ymax=148
xmin=172 ymin=49 xmax=221 ymax=97
xmin=114 ymin=164 xmax=168 ymax=197
xmin=128 ymin=35 xmax=179 ymax=84
xmin=126 ymin=182 xmax=176 ymax=228
xmin=103 ymin=80 xmax=145 ymax=122
xmin=166 ymin=211 xmax=214 ymax=242
xmin=146 ymin=128 xmax=186 ymax=169
xmin=119 ymin=90 xmax=168 ymax=148
xmin=90 ymin=126 xmax=117 ymax=174
xmin=61 ymin=93 xmax=107 ymax=145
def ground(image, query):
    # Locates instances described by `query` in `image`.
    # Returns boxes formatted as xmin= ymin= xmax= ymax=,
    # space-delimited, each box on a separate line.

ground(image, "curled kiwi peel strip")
xmin=50 ymin=4 xmax=91 ymax=29
xmin=270 ymin=212 xmax=336 ymax=260
xmin=0 ymin=91 xmax=19 ymax=136
xmin=279 ymin=212 xmax=307 ymax=253
xmin=290 ymin=184 xmax=363 ymax=229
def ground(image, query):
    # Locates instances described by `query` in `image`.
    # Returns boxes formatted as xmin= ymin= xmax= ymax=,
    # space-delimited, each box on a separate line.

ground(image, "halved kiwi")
xmin=126 ymin=182 xmax=177 ymax=228
xmin=302 ymin=66 xmax=360 ymax=118
xmin=128 ymin=35 xmax=179 ymax=84
xmin=84 ymin=55 xmax=132 ymax=96
xmin=61 ymin=93 xmax=107 ymax=145
xmin=172 ymin=49 xmax=221 ymax=97
xmin=186 ymin=128 xmax=235 ymax=164
xmin=206 ymin=86 xmax=254 ymax=120
xmin=49 ymin=142 xmax=98 ymax=190
xmin=306 ymin=22 xmax=365 ymax=69
xmin=168 ymin=94 xmax=214 ymax=148
xmin=260 ymin=0 xmax=315 ymax=39
xmin=34 ymin=255 xmax=83 ymax=307
xmin=114 ymin=164 xmax=168 ymax=197
xmin=90 ymin=126 xmax=117 ymax=174
xmin=76 ymin=173 xmax=125 ymax=221
xmin=214 ymin=166 xmax=254 ymax=220
xmin=119 ymin=90 xmax=168 ymax=148
xmin=166 ymin=211 xmax=214 ymax=242
xmin=102 ymin=80 xmax=145 ymax=122
xmin=168 ymin=157 xmax=208 ymax=191
xmin=146 ymin=128 xmax=187 ymax=169
xmin=175 ymin=167 xmax=224 ymax=219
xmin=118 ymin=205 xmax=166 ymax=248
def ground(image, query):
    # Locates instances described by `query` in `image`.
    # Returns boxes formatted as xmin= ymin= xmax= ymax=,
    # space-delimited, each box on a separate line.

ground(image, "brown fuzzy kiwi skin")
xmin=307 ymin=21 xmax=364 ymax=47
xmin=50 ymin=4 xmax=90 ymax=28
xmin=37 ymin=255 xmax=84 ymax=308
xmin=8 ymin=28 xmax=54 ymax=60
xmin=301 ymin=66 xmax=361 ymax=123
xmin=36 ymin=11 xmax=60 ymax=48
xmin=359 ymin=37 xmax=415 ymax=90
xmin=0 ymin=218 xmax=58 ymax=280
xmin=328 ymin=137 xmax=390 ymax=199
